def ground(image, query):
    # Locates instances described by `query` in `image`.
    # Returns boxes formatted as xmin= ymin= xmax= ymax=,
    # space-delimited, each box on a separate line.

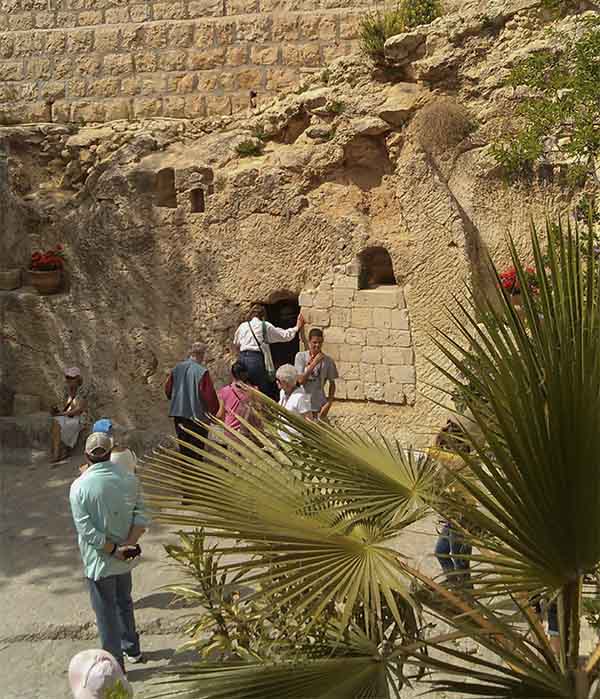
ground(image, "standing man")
xmin=295 ymin=328 xmax=338 ymax=421
xmin=69 ymin=432 xmax=149 ymax=671
xmin=165 ymin=341 xmax=219 ymax=458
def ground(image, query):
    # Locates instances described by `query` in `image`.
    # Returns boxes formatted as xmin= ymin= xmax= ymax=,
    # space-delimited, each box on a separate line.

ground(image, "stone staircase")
xmin=0 ymin=393 xmax=51 ymax=466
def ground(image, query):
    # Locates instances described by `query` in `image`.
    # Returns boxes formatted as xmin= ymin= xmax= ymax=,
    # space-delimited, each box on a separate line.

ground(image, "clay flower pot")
xmin=0 ymin=268 xmax=22 ymax=290
xmin=28 ymin=268 xmax=63 ymax=295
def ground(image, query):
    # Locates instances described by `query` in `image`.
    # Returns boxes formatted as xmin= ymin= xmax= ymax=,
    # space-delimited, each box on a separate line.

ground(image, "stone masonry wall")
xmin=300 ymin=259 xmax=416 ymax=406
xmin=0 ymin=0 xmax=370 ymax=125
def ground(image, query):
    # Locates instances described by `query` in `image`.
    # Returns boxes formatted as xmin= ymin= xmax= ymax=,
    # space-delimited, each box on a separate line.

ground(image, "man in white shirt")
xmin=233 ymin=304 xmax=304 ymax=399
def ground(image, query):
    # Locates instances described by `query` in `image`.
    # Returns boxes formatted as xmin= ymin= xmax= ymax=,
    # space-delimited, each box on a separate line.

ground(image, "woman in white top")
xmin=233 ymin=303 xmax=304 ymax=399
xmin=276 ymin=364 xmax=312 ymax=441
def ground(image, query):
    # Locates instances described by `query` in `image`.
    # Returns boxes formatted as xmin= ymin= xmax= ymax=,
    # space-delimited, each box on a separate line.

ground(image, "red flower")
xmin=29 ymin=245 xmax=65 ymax=271
xmin=54 ymin=243 xmax=64 ymax=252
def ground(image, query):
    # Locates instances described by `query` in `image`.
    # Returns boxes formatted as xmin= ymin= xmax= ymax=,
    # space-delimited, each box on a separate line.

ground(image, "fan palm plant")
xmin=142 ymin=213 xmax=600 ymax=698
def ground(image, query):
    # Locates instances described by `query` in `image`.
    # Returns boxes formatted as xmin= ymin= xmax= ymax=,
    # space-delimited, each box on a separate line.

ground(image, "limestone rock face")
xmin=0 ymin=0 xmax=589 ymax=446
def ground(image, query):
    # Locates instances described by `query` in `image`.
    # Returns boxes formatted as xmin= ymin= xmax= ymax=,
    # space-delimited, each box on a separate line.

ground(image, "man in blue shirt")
xmin=69 ymin=432 xmax=150 ymax=671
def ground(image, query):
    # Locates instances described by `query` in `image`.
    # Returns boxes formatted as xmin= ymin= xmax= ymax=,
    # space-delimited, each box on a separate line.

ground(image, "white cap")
xmin=65 ymin=366 xmax=81 ymax=378
xmin=84 ymin=432 xmax=113 ymax=458
xmin=68 ymin=649 xmax=132 ymax=699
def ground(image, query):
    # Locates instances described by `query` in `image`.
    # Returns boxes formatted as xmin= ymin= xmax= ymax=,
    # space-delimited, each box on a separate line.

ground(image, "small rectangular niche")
xmin=155 ymin=168 xmax=177 ymax=208
xmin=190 ymin=187 xmax=205 ymax=213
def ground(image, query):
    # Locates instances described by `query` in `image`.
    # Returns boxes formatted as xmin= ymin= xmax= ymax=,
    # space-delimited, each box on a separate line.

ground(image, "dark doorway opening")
xmin=265 ymin=296 xmax=300 ymax=369
xmin=155 ymin=168 xmax=177 ymax=208
xmin=190 ymin=187 xmax=205 ymax=213
xmin=358 ymin=246 xmax=397 ymax=289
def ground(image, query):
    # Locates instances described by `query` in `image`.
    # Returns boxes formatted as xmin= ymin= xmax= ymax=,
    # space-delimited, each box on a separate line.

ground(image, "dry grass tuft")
xmin=409 ymin=97 xmax=476 ymax=154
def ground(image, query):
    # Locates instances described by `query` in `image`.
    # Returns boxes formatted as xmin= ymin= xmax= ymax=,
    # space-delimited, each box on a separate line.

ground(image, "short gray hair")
xmin=190 ymin=341 xmax=204 ymax=355
xmin=276 ymin=363 xmax=298 ymax=386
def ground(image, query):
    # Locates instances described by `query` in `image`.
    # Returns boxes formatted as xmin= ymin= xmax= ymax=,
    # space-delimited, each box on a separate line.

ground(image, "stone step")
xmin=0 ymin=412 xmax=51 ymax=464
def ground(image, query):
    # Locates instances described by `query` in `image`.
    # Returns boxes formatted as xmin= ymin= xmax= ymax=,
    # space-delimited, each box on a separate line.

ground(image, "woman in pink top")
xmin=217 ymin=362 xmax=258 ymax=437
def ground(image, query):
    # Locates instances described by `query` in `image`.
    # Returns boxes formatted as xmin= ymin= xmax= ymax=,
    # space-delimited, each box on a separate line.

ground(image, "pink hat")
xmin=68 ymin=650 xmax=132 ymax=699
xmin=65 ymin=366 xmax=81 ymax=378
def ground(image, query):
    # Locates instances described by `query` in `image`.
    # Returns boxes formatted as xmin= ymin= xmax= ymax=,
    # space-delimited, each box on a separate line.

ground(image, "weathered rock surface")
xmin=0 ymin=0 xmax=591 ymax=446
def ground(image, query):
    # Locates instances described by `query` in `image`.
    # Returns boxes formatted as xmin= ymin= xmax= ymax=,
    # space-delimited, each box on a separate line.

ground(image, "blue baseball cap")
xmin=92 ymin=418 xmax=113 ymax=435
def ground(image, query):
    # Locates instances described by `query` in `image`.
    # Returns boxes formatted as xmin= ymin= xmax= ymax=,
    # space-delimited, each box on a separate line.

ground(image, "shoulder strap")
xmin=261 ymin=320 xmax=270 ymax=346
xmin=247 ymin=321 xmax=262 ymax=350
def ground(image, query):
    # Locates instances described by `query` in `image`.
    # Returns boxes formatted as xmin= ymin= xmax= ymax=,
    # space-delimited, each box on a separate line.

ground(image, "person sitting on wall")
xmin=50 ymin=366 xmax=89 ymax=464
xmin=165 ymin=342 xmax=219 ymax=460
xmin=233 ymin=303 xmax=305 ymax=401
xmin=295 ymin=328 xmax=339 ymax=421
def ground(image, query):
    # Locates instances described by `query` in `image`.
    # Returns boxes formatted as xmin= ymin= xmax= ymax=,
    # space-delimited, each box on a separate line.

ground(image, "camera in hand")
xmin=123 ymin=544 xmax=142 ymax=560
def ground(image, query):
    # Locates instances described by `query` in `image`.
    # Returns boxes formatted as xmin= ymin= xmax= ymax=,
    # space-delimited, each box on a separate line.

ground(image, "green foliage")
xmin=235 ymin=139 xmax=265 ymax=158
xmin=583 ymin=596 xmax=600 ymax=636
xmin=103 ymin=681 xmax=131 ymax=699
xmin=492 ymin=17 xmax=600 ymax=181
xmin=359 ymin=0 xmax=442 ymax=64
xmin=328 ymin=100 xmax=345 ymax=115
xmin=250 ymin=124 xmax=268 ymax=142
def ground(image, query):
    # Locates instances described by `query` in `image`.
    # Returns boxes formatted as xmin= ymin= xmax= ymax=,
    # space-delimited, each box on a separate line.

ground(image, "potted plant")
xmin=28 ymin=245 xmax=64 ymax=295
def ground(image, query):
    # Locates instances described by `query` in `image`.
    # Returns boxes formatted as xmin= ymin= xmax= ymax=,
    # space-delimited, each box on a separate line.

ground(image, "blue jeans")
xmin=435 ymin=523 xmax=472 ymax=587
xmin=87 ymin=572 xmax=140 ymax=669
xmin=239 ymin=350 xmax=277 ymax=400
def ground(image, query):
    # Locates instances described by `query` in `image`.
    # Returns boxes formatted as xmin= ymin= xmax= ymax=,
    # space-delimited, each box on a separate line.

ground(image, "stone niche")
xmin=299 ymin=256 xmax=415 ymax=406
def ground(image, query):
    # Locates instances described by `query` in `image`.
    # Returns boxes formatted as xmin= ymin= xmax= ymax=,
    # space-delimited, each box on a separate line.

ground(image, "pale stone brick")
xmin=66 ymin=79 xmax=87 ymax=97
xmin=237 ymin=66 xmax=264 ymax=89
xmin=134 ymin=52 xmax=158 ymax=73
xmin=138 ymin=76 xmax=167 ymax=95
xmin=323 ymin=42 xmax=353 ymax=63
xmin=391 ymin=308 xmax=410 ymax=330
xmin=213 ymin=20 xmax=236 ymax=45
xmin=330 ymin=307 xmax=351 ymax=328
xmin=76 ymin=55 xmax=103 ymax=76
xmin=105 ymin=6 xmax=129 ymax=24
xmin=140 ymin=24 xmax=169 ymax=48
xmin=121 ymin=26 xmax=139 ymax=50
xmin=19 ymin=82 xmax=37 ymax=100
xmin=228 ymin=0 xmax=258 ymax=12
xmin=56 ymin=11 xmax=78 ymax=28
xmin=340 ymin=344 xmax=361 ymax=363
xmin=361 ymin=346 xmax=381 ymax=364
xmin=78 ymin=9 xmax=103 ymax=25
xmin=360 ymin=363 xmax=376 ymax=383
xmin=196 ymin=72 xmax=219 ymax=91
xmin=265 ymin=67 xmax=297 ymax=91
xmin=159 ymin=50 xmax=187 ymax=71
xmin=298 ymin=291 xmax=314 ymax=308
xmin=351 ymin=308 xmax=372 ymax=329
xmin=299 ymin=14 xmax=338 ymax=41
xmin=194 ymin=21 xmax=215 ymax=46
xmin=20 ymin=101 xmax=51 ymax=122
xmin=365 ymin=383 xmax=385 ymax=401
xmin=130 ymin=4 xmax=151 ymax=22
xmin=251 ymin=45 xmax=279 ymax=65
xmin=184 ymin=94 xmax=207 ymax=118
xmin=0 ymin=36 xmax=13 ymax=58
xmin=0 ymin=83 xmax=17 ymax=103
xmin=338 ymin=362 xmax=359 ymax=380
xmin=335 ymin=379 xmax=347 ymax=400
xmin=373 ymin=308 xmax=392 ymax=329
xmin=323 ymin=342 xmax=340 ymax=361
xmin=383 ymin=347 xmax=414 ymax=365
xmin=13 ymin=31 xmax=44 ymax=56
xmin=162 ymin=95 xmax=186 ymax=117
xmin=226 ymin=45 xmax=248 ymax=66
xmin=366 ymin=329 xmax=390 ymax=346
xmin=346 ymin=381 xmax=364 ymax=400
xmin=9 ymin=12 xmax=34 ymax=31
xmin=354 ymin=288 xmax=399 ymax=309
xmin=333 ymin=273 xmax=358 ymax=290
xmin=339 ymin=12 xmax=361 ymax=39
xmin=104 ymin=98 xmax=131 ymax=121
xmin=189 ymin=0 xmax=223 ymax=17
xmin=104 ymin=54 xmax=133 ymax=76
xmin=388 ymin=330 xmax=411 ymax=347
xmin=333 ymin=288 xmax=354 ymax=307
xmin=314 ymin=290 xmax=332 ymax=309
xmin=325 ymin=326 xmax=345 ymax=344
xmin=390 ymin=365 xmax=416 ymax=384
xmin=153 ymin=1 xmax=188 ymax=20
xmin=346 ymin=260 xmax=360 ymax=276
xmin=87 ymin=77 xmax=120 ymax=98
xmin=384 ymin=383 xmax=406 ymax=404
xmin=28 ymin=57 xmax=52 ymax=79
xmin=133 ymin=97 xmax=163 ymax=118
xmin=272 ymin=15 xmax=299 ymax=41
xmin=188 ymin=48 xmax=226 ymax=70
xmin=397 ymin=288 xmax=406 ymax=309
xmin=230 ymin=93 xmax=250 ymax=113
xmin=121 ymin=77 xmax=141 ymax=95
xmin=237 ymin=16 xmax=271 ymax=42
xmin=35 ymin=11 xmax=55 ymax=28
xmin=305 ymin=308 xmax=329 ymax=327
xmin=207 ymin=94 xmax=232 ymax=115
xmin=166 ymin=72 xmax=194 ymax=93
xmin=71 ymin=99 xmax=106 ymax=122
xmin=95 ymin=27 xmax=121 ymax=52
xmin=375 ymin=365 xmax=389 ymax=383
xmin=39 ymin=81 xmax=66 ymax=101
xmin=51 ymin=100 xmax=70 ymax=122
xmin=345 ymin=328 xmax=365 ymax=345
xmin=45 ymin=31 xmax=66 ymax=54
xmin=0 ymin=62 xmax=23 ymax=81
xmin=169 ymin=24 xmax=194 ymax=48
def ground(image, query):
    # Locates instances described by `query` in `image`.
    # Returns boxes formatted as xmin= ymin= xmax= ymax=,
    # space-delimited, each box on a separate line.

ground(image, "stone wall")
xmin=301 ymin=260 xmax=416 ymax=406
xmin=0 ymin=0 xmax=368 ymax=125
